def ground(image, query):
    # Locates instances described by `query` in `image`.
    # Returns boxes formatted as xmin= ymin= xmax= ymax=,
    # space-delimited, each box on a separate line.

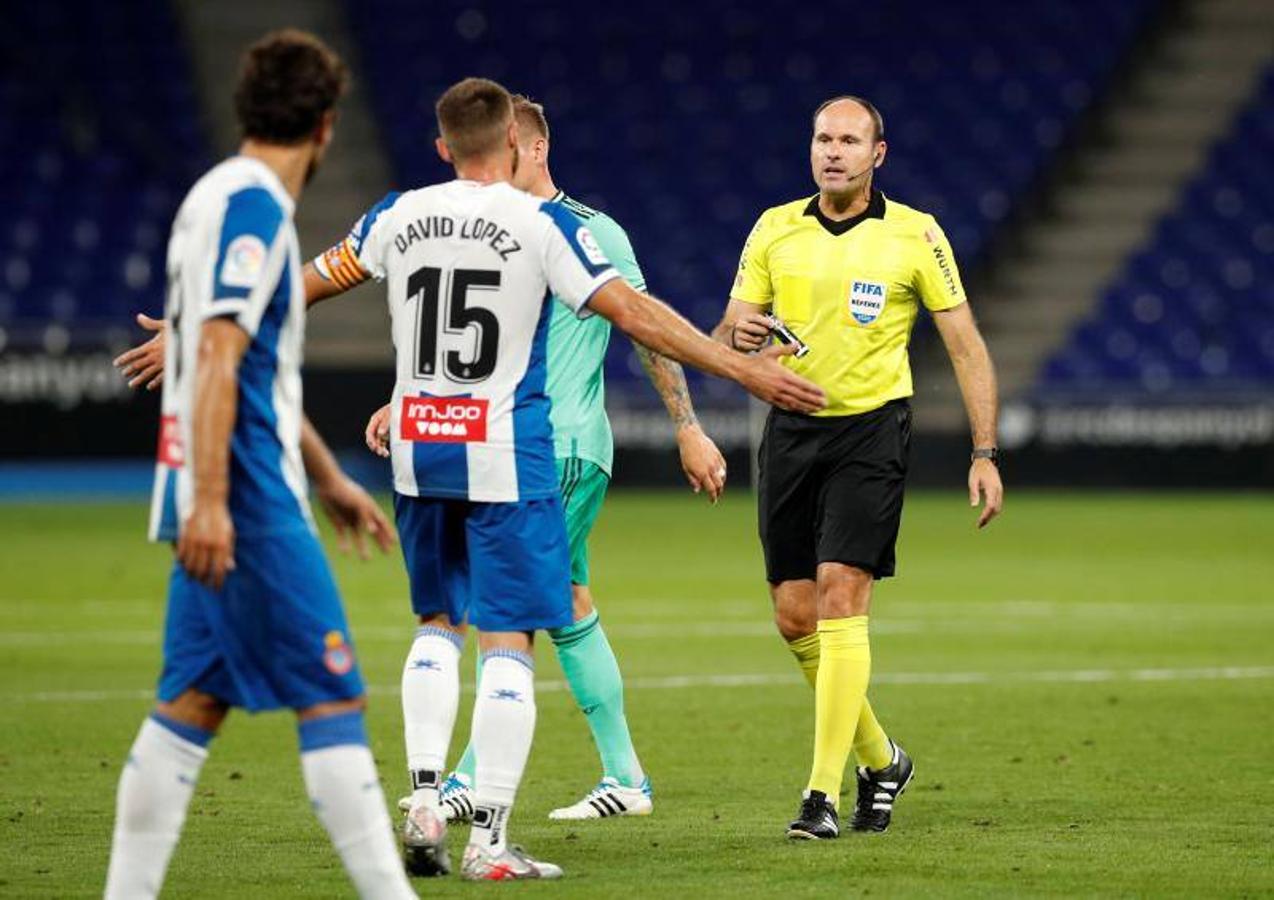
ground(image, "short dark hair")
xmin=812 ymin=95 xmax=885 ymax=142
xmin=234 ymin=29 xmax=348 ymax=143
xmin=435 ymin=78 xmax=514 ymax=160
xmin=512 ymin=94 xmax=550 ymax=141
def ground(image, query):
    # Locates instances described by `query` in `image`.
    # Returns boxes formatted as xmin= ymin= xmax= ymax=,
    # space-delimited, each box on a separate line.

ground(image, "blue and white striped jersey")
xmin=316 ymin=179 xmax=620 ymax=503
xmin=148 ymin=156 xmax=311 ymax=541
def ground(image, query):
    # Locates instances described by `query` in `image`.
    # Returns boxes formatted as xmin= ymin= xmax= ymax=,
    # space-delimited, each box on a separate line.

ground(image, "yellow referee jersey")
xmin=731 ymin=190 xmax=966 ymax=417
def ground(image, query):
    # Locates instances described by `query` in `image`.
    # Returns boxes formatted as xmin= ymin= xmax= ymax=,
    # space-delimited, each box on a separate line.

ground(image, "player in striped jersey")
xmin=116 ymin=76 xmax=824 ymax=880
xmin=104 ymin=31 xmax=414 ymax=900
xmin=366 ymin=95 xmax=726 ymax=823
xmin=316 ymin=79 xmax=820 ymax=879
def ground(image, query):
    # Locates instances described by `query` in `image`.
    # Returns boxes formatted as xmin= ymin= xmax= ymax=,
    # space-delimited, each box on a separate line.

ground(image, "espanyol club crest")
xmin=849 ymin=279 xmax=887 ymax=325
xmin=322 ymin=630 xmax=355 ymax=675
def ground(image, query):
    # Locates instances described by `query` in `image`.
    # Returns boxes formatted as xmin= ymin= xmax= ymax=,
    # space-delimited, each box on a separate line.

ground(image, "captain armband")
xmin=313 ymin=237 xmax=371 ymax=290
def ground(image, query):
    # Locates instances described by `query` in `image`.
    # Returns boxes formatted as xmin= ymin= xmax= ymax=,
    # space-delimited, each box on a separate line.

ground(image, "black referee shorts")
xmin=757 ymin=399 xmax=911 ymax=582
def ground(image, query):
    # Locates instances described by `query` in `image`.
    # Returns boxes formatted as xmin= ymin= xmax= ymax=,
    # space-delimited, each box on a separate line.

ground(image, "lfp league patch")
xmin=219 ymin=234 xmax=268 ymax=289
xmin=849 ymin=279 xmax=887 ymax=325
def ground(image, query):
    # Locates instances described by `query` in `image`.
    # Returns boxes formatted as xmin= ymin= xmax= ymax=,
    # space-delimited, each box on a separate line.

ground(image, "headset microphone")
xmin=835 ymin=153 xmax=881 ymax=183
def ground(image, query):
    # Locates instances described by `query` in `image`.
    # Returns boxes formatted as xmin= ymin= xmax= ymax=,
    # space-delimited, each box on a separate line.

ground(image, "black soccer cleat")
xmin=850 ymin=741 xmax=915 ymax=833
xmin=786 ymin=790 xmax=839 ymax=840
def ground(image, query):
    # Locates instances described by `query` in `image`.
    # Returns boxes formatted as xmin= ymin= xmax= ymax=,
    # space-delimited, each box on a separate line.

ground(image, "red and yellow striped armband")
xmin=313 ymin=237 xmax=371 ymax=290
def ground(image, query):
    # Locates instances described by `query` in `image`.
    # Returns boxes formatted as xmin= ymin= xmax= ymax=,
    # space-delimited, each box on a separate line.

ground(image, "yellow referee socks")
xmin=806 ymin=616 xmax=871 ymax=799
xmin=785 ymin=633 xmax=821 ymax=688
xmin=786 ymin=631 xmax=893 ymax=772
xmin=853 ymin=699 xmax=894 ymax=771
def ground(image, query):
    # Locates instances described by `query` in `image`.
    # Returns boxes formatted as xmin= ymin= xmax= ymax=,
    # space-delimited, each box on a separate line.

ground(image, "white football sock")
xmin=104 ymin=714 xmax=210 ymax=900
xmin=401 ymin=626 xmax=462 ymax=811
xmin=300 ymin=713 xmax=416 ymax=900
xmin=469 ymin=650 xmax=536 ymax=853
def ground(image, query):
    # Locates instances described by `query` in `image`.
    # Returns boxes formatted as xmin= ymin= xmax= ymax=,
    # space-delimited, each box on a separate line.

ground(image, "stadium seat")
xmin=0 ymin=0 xmax=208 ymax=347
xmin=1041 ymin=65 xmax=1274 ymax=396
xmin=345 ymin=0 xmax=1157 ymax=399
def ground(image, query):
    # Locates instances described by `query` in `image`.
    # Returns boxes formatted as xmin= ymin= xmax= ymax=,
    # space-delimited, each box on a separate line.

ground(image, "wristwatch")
xmin=971 ymin=447 xmax=999 ymax=465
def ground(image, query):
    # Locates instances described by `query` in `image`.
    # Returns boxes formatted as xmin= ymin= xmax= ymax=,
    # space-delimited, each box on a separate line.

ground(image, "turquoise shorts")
xmin=556 ymin=457 xmax=610 ymax=585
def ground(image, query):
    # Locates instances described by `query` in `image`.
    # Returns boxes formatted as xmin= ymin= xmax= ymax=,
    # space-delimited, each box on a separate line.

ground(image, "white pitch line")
xmin=7 ymin=665 xmax=1273 ymax=704
xmin=0 ymin=620 xmax=925 ymax=647
xmin=6 ymin=598 xmax=1268 ymax=617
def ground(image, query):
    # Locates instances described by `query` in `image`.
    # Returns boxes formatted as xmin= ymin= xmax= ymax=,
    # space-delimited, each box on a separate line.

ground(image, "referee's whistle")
xmin=764 ymin=314 xmax=811 ymax=358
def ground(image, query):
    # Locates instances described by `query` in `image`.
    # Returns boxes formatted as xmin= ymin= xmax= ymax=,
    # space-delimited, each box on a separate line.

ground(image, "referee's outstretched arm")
xmin=932 ymin=302 xmax=1004 ymax=528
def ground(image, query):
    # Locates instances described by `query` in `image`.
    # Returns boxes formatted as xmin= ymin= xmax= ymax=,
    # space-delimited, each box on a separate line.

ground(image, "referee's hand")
xmin=970 ymin=458 xmax=1003 ymax=528
xmin=742 ymin=344 xmax=826 ymax=413
xmin=730 ymin=313 xmax=772 ymax=352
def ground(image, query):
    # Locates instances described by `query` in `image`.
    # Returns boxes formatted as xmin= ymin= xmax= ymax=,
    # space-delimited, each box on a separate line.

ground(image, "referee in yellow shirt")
xmin=712 ymin=96 xmax=1003 ymax=840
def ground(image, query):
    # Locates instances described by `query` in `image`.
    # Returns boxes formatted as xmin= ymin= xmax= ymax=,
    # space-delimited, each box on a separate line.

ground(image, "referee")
xmin=712 ymin=96 xmax=1003 ymax=840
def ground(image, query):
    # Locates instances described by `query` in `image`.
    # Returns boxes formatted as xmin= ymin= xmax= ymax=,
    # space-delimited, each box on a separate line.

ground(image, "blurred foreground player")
xmin=363 ymin=94 xmax=727 ymax=823
xmin=712 ymin=96 xmax=1003 ymax=840
xmin=308 ymin=78 xmax=824 ymax=879
xmin=103 ymin=31 xmax=415 ymax=900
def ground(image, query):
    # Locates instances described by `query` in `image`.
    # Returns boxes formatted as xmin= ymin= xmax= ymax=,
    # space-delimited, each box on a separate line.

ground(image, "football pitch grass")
xmin=1 ymin=490 xmax=1271 ymax=898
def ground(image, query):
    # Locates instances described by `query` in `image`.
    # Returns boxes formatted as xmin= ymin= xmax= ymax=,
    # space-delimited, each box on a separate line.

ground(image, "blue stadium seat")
xmin=0 ymin=0 xmax=208 ymax=346
xmin=346 ymin=0 xmax=1156 ymax=399
xmin=1042 ymin=65 xmax=1274 ymax=396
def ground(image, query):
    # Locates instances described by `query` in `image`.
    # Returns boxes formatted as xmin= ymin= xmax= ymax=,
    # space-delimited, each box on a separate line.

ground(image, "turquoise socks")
xmin=453 ymin=650 xmax=481 ymax=783
xmin=550 ymin=611 xmax=644 ymax=787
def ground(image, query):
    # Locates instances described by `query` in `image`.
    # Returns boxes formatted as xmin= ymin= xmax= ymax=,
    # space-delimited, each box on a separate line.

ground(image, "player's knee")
xmin=418 ymin=612 xmax=466 ymax=635
xmin=571 ymin=584 xmax=595 ymax=621
xmin=773 ymin=605 xmax=816 ymax=641
xmin=156 ymin=690 xmax=229 ymax=733
xmin=478 ymin=630 xmax=534 ymax=654
xmin=816 ymin=562 xmax=873 ymax=617
xmin=770 ymin=586 xmax=817 ymax=639
xmin=297 ymin=696 xmax=367 ymax=722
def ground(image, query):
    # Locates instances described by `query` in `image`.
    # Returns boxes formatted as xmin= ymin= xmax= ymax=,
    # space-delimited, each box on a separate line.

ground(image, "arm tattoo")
xmin=632 ymin=341 xmax=698 ymax=430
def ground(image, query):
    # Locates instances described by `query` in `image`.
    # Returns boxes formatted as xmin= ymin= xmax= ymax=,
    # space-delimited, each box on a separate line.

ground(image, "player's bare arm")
xmin=711 ymin=299 xmax=773 ymax=352
xmin=113 ymin=313 xmax=166 ymax=390
xmin=587 ymin=279 xmax=825 ymax=414
xmin=115 ymin=316 xmax=394 ymax=547
xmin=304 ymin=258 xmax=350 ymax=306
xmin=932 ymin=302 xmax=1004 ymax=528
xmin=114 ymin=263 xmax=340 ymax=387
xmin=631 ymin=342 xmax=728 ymax=501
xmin=301 ymin=416 xmax=396 ymax=558
xmin=177 ymin=318 xmax=249 ymax=590
xmin=116 ymin=255 xmax=339 ymax=383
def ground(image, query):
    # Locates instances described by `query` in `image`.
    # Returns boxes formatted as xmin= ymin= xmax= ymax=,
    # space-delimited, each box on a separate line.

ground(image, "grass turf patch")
xmin=0 ymin=490 xmax=1271 ymax=897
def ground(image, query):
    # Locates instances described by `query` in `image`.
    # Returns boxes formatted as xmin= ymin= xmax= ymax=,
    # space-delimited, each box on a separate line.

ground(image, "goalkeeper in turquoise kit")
xmin=364 ymin=95 xmax=727 ymax=820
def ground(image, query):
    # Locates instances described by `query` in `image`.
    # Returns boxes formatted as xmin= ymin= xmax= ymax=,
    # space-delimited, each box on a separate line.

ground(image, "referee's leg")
xmin=773 ymin=580 xmax=892 ymax=771
xmin=803 ymin=565 xmax=879 ymax=800
xmin=802 ymin=401 xmax=911 ymax=816
xmin=760 ymin=408 xmax=894 ymax=779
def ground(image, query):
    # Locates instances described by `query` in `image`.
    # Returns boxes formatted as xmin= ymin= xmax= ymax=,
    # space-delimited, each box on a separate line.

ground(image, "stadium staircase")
xmin=172 ymin=0 xmax=396 ymax=365
xmin=911 ymin=0 xmax=1274 ymax=429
